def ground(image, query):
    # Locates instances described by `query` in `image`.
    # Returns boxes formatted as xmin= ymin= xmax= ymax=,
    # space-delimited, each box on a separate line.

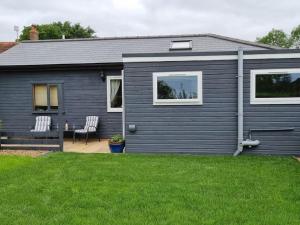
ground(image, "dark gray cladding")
xmin=124 ymin=60 xmax=238 ymax=154
xmin=0 ymin=69 xmax=122 ymax=138
xmin=124 ymin=58 xmax=300 ymax=155
xmin=243 ymin=58 xmax=300 ymax=155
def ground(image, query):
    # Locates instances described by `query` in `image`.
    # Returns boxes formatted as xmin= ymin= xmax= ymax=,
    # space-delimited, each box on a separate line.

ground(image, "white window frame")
xmin=250 ymin=68 xmax=300 ymax=104
xmin=107 ymin=75 xmax=123 ymax=112
xmin=153 ymin=71 xmax=203 ymax=105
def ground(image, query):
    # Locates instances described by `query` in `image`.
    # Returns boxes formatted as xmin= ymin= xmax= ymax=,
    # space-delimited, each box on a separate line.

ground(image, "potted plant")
xmin=109 ymin=134 xmax=125 ymax=153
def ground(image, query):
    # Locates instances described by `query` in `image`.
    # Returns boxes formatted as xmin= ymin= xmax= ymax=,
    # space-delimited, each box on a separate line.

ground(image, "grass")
xmin=0 ymin=155 xmax=34 ymax=172
xmin=0 ymin=153 xmax=299 ymax=225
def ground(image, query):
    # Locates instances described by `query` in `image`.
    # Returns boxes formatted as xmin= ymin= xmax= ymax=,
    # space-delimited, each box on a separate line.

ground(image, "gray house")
xmin=0 ymin=32 xmax=300 ymax=155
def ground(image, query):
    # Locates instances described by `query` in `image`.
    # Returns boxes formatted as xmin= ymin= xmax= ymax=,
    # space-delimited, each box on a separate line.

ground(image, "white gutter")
xmin=123 ymin=52 xmax=300 ymax=63
xmin=123 ymin=55 xmax=238 ymax=62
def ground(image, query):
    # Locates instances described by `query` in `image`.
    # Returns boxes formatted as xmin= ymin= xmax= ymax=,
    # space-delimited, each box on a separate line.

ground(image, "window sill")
xmin=251 ymin=97 xmax=300 ymax=105
xmin=107 ymin=109 xmax=123 ymax=113
xmin=32 ymin=111 xmax=60 ymax=114
xmin=153 ymin=101 xmax=203 ymax=106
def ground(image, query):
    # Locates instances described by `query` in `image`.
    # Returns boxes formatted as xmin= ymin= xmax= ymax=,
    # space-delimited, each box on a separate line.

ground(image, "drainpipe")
xmin=234 ymin=48 xmax=260 ymax=156
xmin=234 ymin=47 xmax=244 ymax=156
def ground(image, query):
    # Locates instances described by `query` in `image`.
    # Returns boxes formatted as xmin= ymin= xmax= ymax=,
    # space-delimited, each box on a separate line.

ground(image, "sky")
xmin=1 ymin=0 xmax=300 ymax=42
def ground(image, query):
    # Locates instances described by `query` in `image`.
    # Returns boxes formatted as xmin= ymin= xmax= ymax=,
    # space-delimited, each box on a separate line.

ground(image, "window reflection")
xmin=157 ymin=76 xmax=198 ymax=99
xmin=256 ymin=73 xmax=300 ymax=98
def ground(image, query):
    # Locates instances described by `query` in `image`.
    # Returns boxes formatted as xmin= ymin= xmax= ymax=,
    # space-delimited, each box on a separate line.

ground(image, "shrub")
xmin=109 ymin=134 xmax=124 ymax=144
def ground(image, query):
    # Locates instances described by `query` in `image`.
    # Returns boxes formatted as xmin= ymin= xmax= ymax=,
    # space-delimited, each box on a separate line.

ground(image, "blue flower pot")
xmin=109 ymin=142 xmax=125 ymax=153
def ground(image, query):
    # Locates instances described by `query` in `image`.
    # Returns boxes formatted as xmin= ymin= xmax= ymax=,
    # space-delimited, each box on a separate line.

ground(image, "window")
xmin=49 ymin=85 xmax=59 ymax=110
xmin=153 ymin=71 xmax=202 ymax=105
xmin=33 ymin=84 xmax=59 ymax=112
xmin=250 ymin=69 xmax=300 ymax=104
xmin=170 ymin=40 xmax=192 ymax=50
xmin=107 ymin=76 xmax=123 ymax=112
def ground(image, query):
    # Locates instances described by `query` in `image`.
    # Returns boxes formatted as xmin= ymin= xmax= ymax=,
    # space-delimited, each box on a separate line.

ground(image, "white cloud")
xmin=112 ymin=0 xmax=144 ymax=10
xmin=0 ymin=0 xmax=300 ymax=41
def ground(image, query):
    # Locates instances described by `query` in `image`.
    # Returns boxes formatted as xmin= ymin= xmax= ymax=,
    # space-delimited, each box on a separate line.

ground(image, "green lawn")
xmin=0 ymin=153 xmax=299 ymax=225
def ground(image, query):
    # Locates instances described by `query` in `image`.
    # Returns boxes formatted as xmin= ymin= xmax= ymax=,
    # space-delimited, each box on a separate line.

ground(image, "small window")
xmin=107 ymin=76 xmax=123 ymax=112
xmin=33 ymin=84 xmax=59 ymax=112
xmin=34 ymin=84 xmax=48 ymax=111
xmin=170 ymin=40 xmax=192 ymax=50
xmin=153 ymin=71 xmax=202 ymax=105
xmin=251 ymin=69 xmax=300 ymax=104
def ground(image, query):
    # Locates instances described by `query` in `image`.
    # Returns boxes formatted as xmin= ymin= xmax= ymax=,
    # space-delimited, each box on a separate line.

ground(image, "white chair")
xmin=73 ymin=116 xmax=99 ymax=144
xmin=30 ymin=116 xmax=51 ymax=132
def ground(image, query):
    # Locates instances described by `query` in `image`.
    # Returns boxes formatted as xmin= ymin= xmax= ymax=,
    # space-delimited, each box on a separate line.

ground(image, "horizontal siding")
xmin=124 ymin=58 xmax=300 ymax=155
xmin=0 ymin=69 xmax=122 ymax=138
xmin=124 ymin=60 xmax=238 ymax=154
xmin=243 ymin=58 xmax=300 ymax=155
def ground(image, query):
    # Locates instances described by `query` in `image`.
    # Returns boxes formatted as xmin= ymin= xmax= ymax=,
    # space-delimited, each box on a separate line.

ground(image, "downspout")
xmin=234 ymin=47 xmax=244 ymax=156
xmin=234 ymin=48 xmax=260 ymax=156
xmin=122 ymin=69 xmax=126 ymax=153
xmin=122 ymin=69 xmax=125 ymax=138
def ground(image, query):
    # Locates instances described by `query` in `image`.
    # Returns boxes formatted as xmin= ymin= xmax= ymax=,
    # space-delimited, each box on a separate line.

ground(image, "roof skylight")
xmin=170 ymin=40 xmax=192 ymax=50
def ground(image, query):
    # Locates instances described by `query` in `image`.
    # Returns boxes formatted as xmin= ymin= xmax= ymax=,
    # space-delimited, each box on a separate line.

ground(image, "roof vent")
xmin=170 ymin=40 xmax=192 ymax=50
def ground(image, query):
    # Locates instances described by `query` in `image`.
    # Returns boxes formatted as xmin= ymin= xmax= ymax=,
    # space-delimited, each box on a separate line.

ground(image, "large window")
xmin=251 ymin=69 xmax=300 ymax=104
xmin=33 ymin=84 xmax=59 ymax=112
xmin=153 ymin=71 xmax=202 ymax=105
xmin=107 ymin=76 xmax=123 ymax=112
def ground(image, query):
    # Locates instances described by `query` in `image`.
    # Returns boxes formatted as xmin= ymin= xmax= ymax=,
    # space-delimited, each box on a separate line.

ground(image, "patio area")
xmin=63 ymin=138 xmax=110 ymax=153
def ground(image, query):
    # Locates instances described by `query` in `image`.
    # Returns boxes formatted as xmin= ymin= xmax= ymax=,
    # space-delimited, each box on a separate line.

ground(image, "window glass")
xmin=34 ymin=84 xmax=48 ymax=111
xmin=110 ymin=79 xmax=122 ymax=108
xmin=170 ymin=41 xmax=192 ymax=50
xmin=50 ymin=85 xmax=59 ymax=110
xmin=157 ymin=75 xmax=198 ymax=99
xmin=256 ymin=73 xmax=300 ymax=98
xmin=33 ymin=84 xmax=60 ymax=111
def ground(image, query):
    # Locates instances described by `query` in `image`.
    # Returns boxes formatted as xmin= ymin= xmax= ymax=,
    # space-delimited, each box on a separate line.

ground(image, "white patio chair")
xmin=30 ymin=116 xmax=51 ymax=132
xmin=73 ymin=116 xmax=99 ymax=144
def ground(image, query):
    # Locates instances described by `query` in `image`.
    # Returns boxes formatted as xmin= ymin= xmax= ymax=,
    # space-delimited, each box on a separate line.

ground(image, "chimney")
xmin=29 ymin=25 xmax=39 ymax=41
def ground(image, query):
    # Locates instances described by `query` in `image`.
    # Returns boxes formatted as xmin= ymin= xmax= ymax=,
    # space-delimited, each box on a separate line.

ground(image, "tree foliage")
xmin=257 ymin=25 xmax=300 ymax=48
xmin=290 ymin=25 xmax=300 ymax=48
xmin=256 ymin=29 xmax=291 ymax=48
xmin=19 ymin=21 xmax=96 ymax=41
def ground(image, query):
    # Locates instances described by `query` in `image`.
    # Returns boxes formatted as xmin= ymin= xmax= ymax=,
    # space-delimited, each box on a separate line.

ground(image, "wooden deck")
xmin=63 ymin=138 xmax=110 ymax=153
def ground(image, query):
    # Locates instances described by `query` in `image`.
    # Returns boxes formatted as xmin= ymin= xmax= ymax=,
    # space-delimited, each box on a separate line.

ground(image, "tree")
xmin=19 ymin=21 xmax=96 ymax=41
xmin=256 ymin=29 xmax=291 ymax=48
xmin=290 ymin=25 xmax=300 ymax=48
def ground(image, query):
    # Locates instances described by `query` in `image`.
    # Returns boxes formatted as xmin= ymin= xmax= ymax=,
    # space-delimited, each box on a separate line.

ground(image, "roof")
xmin=0 ymin=42 xmax=16 ymax=54
xmin=0 ymin=33 xmax=279 ymax=66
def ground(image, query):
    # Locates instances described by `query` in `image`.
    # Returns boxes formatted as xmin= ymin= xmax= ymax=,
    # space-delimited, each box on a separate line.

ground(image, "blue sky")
xmin=1 ymin=0 xmax=300 ymax=41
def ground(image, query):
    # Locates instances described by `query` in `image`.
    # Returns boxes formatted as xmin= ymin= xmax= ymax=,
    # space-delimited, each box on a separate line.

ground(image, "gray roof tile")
xmin=0 ymin=33 xmax=277 ymax=66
